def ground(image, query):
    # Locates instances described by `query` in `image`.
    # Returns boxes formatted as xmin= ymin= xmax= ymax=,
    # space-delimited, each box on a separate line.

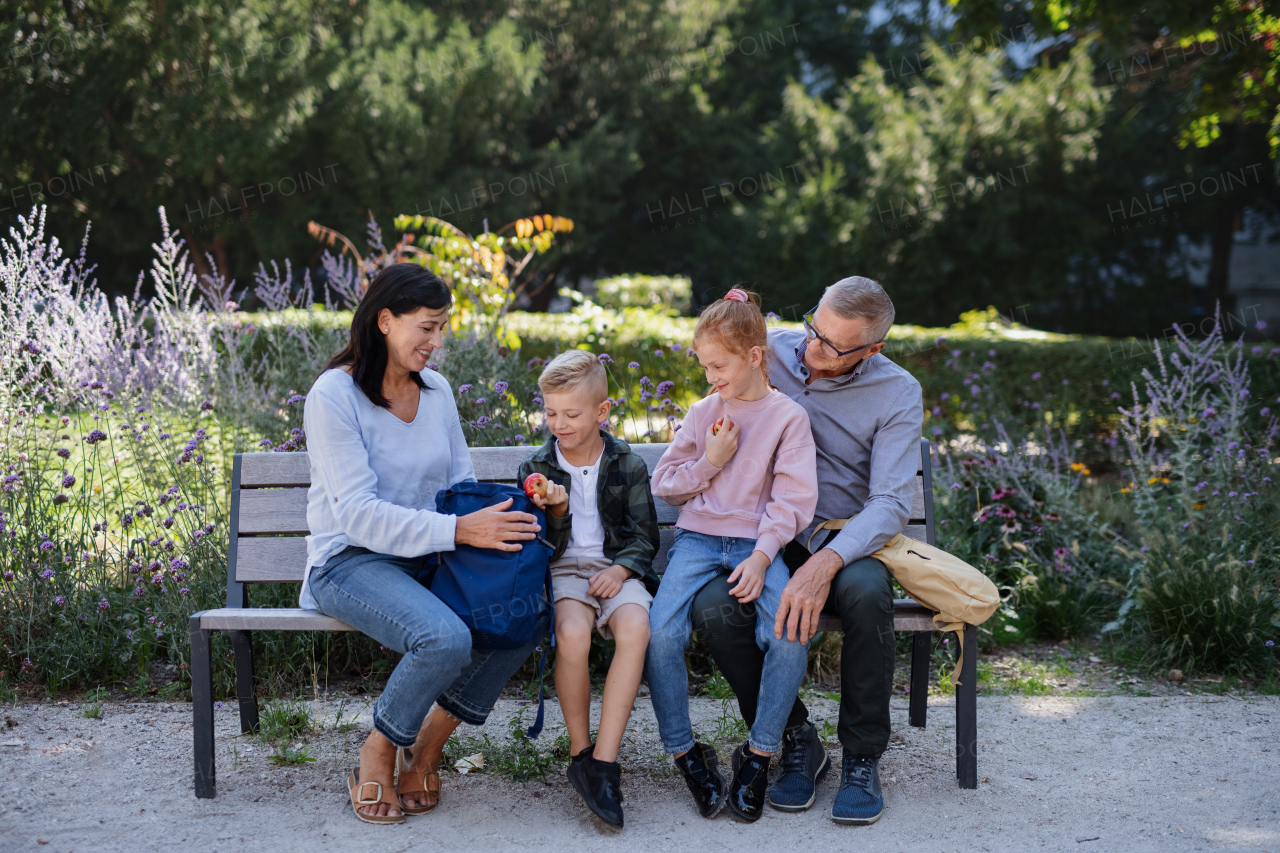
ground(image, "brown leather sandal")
xmin=397 ymin=746 xmax=442 ymax=815
xmin=348 ymin=767 xmax=405 ymax=824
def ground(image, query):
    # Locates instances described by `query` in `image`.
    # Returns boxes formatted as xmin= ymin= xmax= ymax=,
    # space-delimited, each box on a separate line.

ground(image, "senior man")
xmin=688 ymin=276 xmax=923 ymax=825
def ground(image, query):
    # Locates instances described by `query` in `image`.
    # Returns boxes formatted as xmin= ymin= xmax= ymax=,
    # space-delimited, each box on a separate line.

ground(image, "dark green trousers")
xmin=689 ymin=544 xmax=895 ymax=757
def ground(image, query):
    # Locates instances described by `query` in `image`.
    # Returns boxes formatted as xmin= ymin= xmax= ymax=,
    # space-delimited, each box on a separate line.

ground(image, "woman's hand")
xmin=454 ymin=497 xmax=541 ymax=552
xmin=705 ymin=415 xmax=740 ymax=469
xmin=530 ymin=482 xmax=568 ymax=518
xmin=726 ymin=550 xmax=769 ymax=604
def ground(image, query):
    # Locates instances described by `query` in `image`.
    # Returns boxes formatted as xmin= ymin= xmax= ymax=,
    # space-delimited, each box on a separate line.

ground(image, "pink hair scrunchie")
xmin=724 ymin=288 xmax=749 ymax=303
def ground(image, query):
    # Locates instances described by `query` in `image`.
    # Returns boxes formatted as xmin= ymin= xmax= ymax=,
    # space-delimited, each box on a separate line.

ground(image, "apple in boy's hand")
xmin=711 ymin=417 xmax=725 ymax=436
xmin=522 ymin=473 xmax=549 ymax=499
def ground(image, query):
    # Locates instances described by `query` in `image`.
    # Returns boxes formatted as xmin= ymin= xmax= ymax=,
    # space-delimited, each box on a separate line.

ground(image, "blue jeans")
xmin=646 ymin=530 xmax=810 ymax=755
xmin=308 ymin=546 xmax=547 ymax=748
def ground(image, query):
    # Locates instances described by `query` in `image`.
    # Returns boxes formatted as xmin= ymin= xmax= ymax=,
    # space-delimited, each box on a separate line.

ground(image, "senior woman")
xmin=301 ymin=263 xmax=545 ymax=824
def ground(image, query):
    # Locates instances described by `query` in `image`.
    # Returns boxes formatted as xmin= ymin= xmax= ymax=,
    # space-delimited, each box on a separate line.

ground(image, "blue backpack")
xmin=431 ymin=481 xmax=554 ymax=736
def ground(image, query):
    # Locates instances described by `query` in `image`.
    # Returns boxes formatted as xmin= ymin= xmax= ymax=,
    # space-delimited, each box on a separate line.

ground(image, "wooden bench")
xmin=190 ymin=437 xmax=978 ymax=798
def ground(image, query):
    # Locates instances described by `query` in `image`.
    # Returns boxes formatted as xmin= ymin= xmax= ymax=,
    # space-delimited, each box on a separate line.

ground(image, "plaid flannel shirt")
xmin=517 ymin=430 xmax=661 ymax=595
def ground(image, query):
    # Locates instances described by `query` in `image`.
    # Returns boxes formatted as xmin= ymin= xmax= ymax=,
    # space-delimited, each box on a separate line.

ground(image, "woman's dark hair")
xmin=325 ymin=263 xmax=452 ymax=408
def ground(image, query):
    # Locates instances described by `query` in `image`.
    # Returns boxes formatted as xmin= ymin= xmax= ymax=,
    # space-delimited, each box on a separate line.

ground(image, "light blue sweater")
xmin=299 ymin=367 xmax=475 ymax=609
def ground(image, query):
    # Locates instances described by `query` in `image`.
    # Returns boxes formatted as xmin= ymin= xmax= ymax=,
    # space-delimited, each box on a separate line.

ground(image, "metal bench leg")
xmin=909 ymin=631 xmax=929 ymax=727
xmin=229 ymin=630 xmax=259 ymax=735
xmin=190 ymin=616 xmax=216 ymax=798
xmin=956 ymin=623 xmax=978 ymax=789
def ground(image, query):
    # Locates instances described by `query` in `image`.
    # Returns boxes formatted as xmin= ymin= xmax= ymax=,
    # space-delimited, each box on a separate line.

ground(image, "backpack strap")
xmin=524 ymin=561 xmax=555 ymax=739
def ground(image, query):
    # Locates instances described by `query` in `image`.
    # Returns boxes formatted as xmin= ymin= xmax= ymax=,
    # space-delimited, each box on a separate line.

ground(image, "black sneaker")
xmin=567 ymin=749 xmax=625 ymax=831
xmin=831 ymin=750 xmax=884 ymax=825
xmin=767 ymin=720 xmax=831 ymax=811
xmin=726 ymin=744 xmax=771 ymax=823
xmin=673 ymin=742 xmax=727 ymax=818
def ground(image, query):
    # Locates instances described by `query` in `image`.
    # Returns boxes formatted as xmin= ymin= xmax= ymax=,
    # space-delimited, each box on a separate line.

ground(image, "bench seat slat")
xmin=199 ymin=608 xmax=356 ymax=631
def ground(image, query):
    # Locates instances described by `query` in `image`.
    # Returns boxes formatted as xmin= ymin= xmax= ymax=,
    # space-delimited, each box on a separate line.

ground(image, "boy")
xmin=517 ymin=350 xmax=661 ymax=831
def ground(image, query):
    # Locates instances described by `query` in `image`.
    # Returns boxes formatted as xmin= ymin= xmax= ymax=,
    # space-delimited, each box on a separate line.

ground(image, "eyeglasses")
xmin=802 ymin=306 xmax=880 ymax=359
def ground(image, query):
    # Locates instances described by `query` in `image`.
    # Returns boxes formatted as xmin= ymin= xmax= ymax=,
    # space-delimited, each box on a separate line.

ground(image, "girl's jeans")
xmin=308 ymin=546 xmax=546 ymax=747
xmin=646 ymin=530 xmax=810 ymax=755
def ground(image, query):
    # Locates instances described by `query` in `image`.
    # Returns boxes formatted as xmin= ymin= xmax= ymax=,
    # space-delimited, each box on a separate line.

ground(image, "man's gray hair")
xmin=820 ymin=276 xmax=895 ymax=344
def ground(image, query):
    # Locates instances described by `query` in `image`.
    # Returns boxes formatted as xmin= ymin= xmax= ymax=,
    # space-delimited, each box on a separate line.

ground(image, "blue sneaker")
xmin=767 ymin=720 xmax=831 ymax=811
xmin=831 ymin=750 xmax=883 ymax=825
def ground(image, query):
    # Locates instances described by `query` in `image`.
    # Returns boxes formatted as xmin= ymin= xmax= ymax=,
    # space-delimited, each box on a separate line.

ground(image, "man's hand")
xmin=587 ymin=564 xmax=632 ymax=599
xmin=727 ymin=550 xmax=769 ymax=604
xmin=775 ymin=548 xmax=844 ymax=643
xmin=530 ymin=481 xmax=568 ymax=517
xmin=705 ymin=416 xmax=740 ymax=469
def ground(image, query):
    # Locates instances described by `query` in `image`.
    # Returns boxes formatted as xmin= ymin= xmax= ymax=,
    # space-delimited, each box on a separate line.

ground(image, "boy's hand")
xmin=727 ymin=550 xmax=769 ymax=604
xmin=530 ymin=481 xmax=568 ymax=517
xmin=705 ymin=415 xmax=740 ymax=469
xmin=587 ymin=564 xmax=632 ymax=599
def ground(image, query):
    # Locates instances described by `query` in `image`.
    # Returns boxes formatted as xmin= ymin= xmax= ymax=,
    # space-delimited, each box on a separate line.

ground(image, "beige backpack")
xmin=809 ymin=523 xmax=999 ymax=685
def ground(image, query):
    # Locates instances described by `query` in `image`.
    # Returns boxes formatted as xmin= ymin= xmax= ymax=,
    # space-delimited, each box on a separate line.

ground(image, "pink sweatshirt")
xmin=651 ymin=389 xmax=818 ymax=562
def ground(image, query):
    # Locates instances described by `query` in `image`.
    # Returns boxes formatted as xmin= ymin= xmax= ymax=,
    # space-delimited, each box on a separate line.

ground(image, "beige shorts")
xmin=550 ymin=555 xmax=653 ymax=640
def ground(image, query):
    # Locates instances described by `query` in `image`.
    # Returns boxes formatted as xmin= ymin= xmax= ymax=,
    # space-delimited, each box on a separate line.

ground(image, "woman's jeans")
xmin=308 ymin=546 xmax=546 ymax=748
xmin=646 ymin=531 xmax=810 ymax=755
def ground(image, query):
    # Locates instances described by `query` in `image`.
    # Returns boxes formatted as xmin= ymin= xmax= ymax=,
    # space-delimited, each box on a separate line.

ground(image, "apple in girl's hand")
xmin=711 ymin=417 xmax=725 ymax=436
xmin=522 ymin=473 xmax=549 ymax=499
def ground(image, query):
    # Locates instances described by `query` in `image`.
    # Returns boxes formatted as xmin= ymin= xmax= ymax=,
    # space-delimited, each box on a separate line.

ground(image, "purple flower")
xmin=200 ymin=400 xmax=214 ymax=411
xmin=179 ymin=587 xmax=190 ymax=596
xmin=286 ymin=394 xmax=305 ymax=404
xmin=40 ymin=568 xmax=54 ymax=579
xmin=2 ymin=571 xmax=12 ymax=581
xmin=940 ymin=393 xmax=951 ymax=401
xmin=1202 ymin=407 xmax=1217 ymax=418
xmin=672 ymin=344 xmax=681 ymax=352
xmin=134 ymin=586 xmax=145 ymax=598
xmin=458 ymin=384 xmax=473 ymax=394
xmin=1228 ymin=491 xmax=1238 ymax=498
xmin=628 ymin=361 xmax=640 ymax=369
xmin=1266 ymin=640 xmax=1275 ymax=647
xmin=39 ymin=540 xmax=54 ymax=552
xmin=98 ymin=598 xmax=110 ymax=611
xmin=258 ymin=439 xmax=273 ymax=447
xmin=598 ymin=354 xmax=614 ymax=364
xmin=473 ymin=397 xmax=487 ymax=406
xmin=493 ymin=381 xmax=508 ymax=395
xmin=1262 ymin=408 xmax=1272 ymax=417
xmin=169 ymin=557 xmax=189 ymax=571
xmin=655 ymin=349 xmax=663 ymax=357
xmin=513 ymin=434 xmax=525 ymax=443
xmin=53 ymin=493 xmax=68 ymax=506
xmin=426 ymin=362 xmax=439 ymax=371
xmin=84 ymin=429 xmax=107 ymax=444
xmin=54 ymin=595 xmax=65 ymax=606
xmin=1031 ymin=372 xmax=1041 ymax=381
xmin=56 ymin=448 xmax=69 ymax=459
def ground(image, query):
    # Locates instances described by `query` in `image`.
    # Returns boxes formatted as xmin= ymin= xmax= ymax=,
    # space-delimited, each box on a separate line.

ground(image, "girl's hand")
xmin=530 ymin=482 xmax=568 ymax=517
xmin=727 ymin=550 xmax=769 ymax=603
xmin=705 ymin=416 xmax=740 ymax=469
xmin=454 ymin=497 xmax=540 ymax=552
xmin=587 ymin=564 xmax=631 ymax=599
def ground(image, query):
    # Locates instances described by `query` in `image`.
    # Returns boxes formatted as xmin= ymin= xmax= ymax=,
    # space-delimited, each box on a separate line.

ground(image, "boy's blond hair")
xmin=538 ymin=349 xmax=609 ymax=403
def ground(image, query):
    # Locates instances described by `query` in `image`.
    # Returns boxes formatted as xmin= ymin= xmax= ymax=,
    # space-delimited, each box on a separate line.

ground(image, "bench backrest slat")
xmin=229 ymin=440 xmax=934 ymax=586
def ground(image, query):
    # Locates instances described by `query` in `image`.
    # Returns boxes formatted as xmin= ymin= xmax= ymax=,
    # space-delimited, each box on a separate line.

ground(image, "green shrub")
xmin=591 ymin=274 xmax=692 ymax=314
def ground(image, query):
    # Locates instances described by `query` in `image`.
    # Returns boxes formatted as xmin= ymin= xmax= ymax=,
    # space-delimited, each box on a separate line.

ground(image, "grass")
xmin=80 ymin=686 xmax=109 ymax=719
xmin=441 ymin=711 xmax=572 ymax=782
xmin=259 ymin=698 xmax=314 ymax=744
xmin=268 ymin=744 xmax=317 ymax=766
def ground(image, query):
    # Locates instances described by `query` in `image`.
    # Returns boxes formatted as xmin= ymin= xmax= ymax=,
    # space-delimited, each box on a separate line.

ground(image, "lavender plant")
xmin=1109 ymin=312 xmax=1279 ymax=674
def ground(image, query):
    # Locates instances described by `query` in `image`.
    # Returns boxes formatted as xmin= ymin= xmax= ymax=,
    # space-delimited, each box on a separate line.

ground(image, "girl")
xmin=647 ymin=288 xmax=818 ymax=823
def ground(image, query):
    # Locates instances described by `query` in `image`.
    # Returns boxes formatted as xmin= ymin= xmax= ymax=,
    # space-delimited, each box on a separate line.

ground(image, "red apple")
xmin=711 ymin=417 xmax=725 ymax=436
xmin=522 ymin=473 xmax=549 ymax=499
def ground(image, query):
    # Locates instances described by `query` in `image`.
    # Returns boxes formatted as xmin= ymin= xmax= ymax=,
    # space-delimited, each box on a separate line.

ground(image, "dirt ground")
xmin=1 ymin=684 xmax=1276 ymax=853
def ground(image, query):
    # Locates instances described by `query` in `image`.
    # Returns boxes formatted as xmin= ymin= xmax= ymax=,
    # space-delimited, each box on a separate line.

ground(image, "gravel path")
xmin=0 ymin=692 xmax=1276 ymax=852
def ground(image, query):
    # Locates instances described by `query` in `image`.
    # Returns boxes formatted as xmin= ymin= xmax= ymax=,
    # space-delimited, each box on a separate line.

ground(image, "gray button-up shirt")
xmin=767 ymin=328 xmax=924 ymax=566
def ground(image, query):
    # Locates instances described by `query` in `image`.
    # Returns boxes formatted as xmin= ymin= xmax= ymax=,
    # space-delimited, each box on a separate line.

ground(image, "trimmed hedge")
xmin=234 ymin=305 xmax=1280 ymax=459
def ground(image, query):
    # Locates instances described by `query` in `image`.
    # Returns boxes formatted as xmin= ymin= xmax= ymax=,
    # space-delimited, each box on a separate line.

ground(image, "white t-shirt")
xmin=554 ymin=441 xmax=606 ymax=560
